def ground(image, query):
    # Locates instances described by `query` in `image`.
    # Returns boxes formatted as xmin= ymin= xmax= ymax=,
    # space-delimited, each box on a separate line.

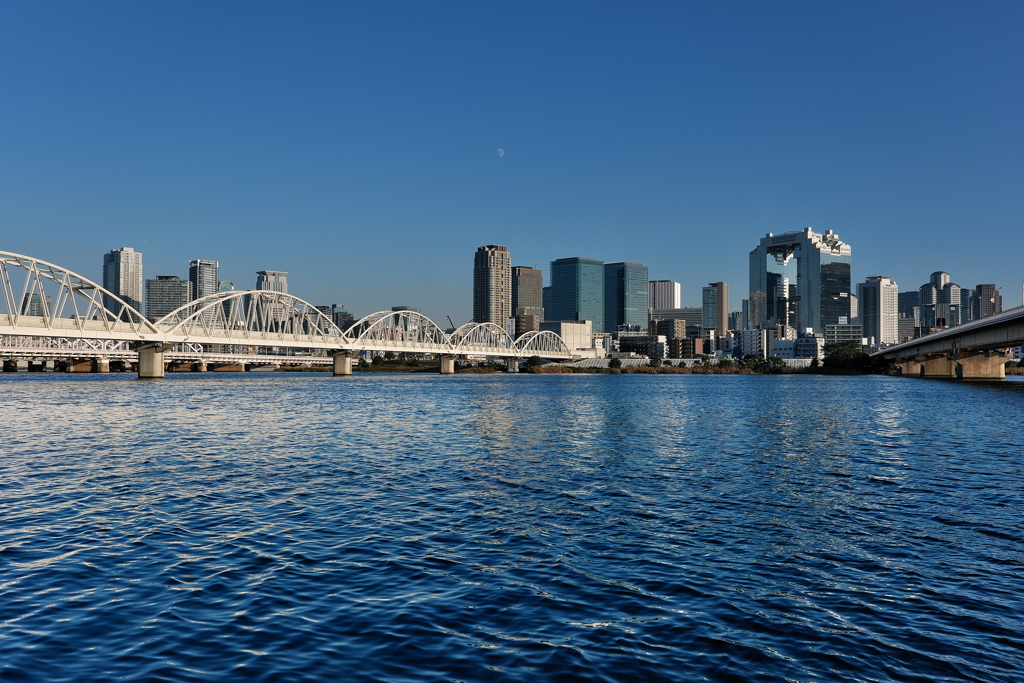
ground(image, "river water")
xmin=1 ymin=372 xmax=1022 ymax=682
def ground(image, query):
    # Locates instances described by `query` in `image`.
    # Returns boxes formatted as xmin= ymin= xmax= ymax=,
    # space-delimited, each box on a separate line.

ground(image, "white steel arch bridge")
xmin=0 ymin=250 xmax=572 ymax=377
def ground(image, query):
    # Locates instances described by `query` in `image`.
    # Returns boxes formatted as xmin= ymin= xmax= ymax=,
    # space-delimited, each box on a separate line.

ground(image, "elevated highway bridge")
xmin=871 ymin=306 xmax=1024 ymax=380
xmin=1 ymin=250 xmax=573 ymax=378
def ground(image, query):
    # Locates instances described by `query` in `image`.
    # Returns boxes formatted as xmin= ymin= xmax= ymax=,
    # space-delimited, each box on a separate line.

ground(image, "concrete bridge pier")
xmin=953 ymin=350 xmax=1010 ymax=380
xmin=27 ymin=360 xmax=47 ymax=372
xmin=332 ymin=351 xmax=355 ymax=376
xmin=211 ymin=363 xmax=245 ymax=372
xmin=919 ymin=356 xmax=957 ymax=378
xmin=194 ymin=361 xmax=207 ymax=372
xmin=66 ymin=359 xmax=93 ymax=373
xmin=898 ymin=359 xmax=924 ymax=377
xmin=506 ymin=358 xmax=519 ymax=373
xmin=439 ymin=355 xmax=456 ymax=375
xmin=2 ymin=360 xmax=18 ymax=372
xmin=94 ymin=358 xmax=110 ymax=373
xmin=136 ymin=343 xmax=172 ymax=379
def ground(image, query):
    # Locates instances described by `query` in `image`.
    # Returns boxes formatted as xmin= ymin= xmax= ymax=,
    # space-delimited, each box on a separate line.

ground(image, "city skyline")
xmin=7 ymin=237 xmax=1018 ymax=332
xmin=2 ymin=2 xmax=1022 ymax=322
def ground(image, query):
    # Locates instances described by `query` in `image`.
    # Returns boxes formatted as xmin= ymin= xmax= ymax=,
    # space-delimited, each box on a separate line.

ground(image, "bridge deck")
xmin=873 ymin=306 xmax=1024 ymax=360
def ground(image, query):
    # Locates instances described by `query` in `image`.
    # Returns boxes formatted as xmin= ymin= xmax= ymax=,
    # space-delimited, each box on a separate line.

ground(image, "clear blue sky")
xmin=2 ymin=1 xmax=1022 ymax=321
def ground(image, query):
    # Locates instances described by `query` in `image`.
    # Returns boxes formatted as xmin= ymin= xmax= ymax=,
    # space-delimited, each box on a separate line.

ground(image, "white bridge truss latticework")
xmin=155 ymin=291 xmax=351 ymax=350
xmin=514 ymin=330 xmax=574 ymax=357
xmin=0 ymin=250 xmax=572 ymax=361
xmin=1 ymin=251 xmax=158 ymax=341
xmin=451 ymin=322 xmax=515 ymax=354
xmin=348 ymin=310 xmax=451 ymax=353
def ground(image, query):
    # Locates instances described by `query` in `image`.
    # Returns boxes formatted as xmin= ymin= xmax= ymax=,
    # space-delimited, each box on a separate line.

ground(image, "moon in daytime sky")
xmin=496 ymin=148 xmax=504 ymax=157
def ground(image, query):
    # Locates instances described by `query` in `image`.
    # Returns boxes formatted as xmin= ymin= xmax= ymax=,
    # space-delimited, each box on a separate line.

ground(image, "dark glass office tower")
xmin=548 ymin=257 xmax=605 ymax=333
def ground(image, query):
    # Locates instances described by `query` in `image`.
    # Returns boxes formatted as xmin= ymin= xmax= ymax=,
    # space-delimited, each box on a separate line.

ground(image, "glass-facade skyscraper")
xmin=511 ymin=266 xmax=543 ymax=316
xmin=604 ymin=262 xmax=648 ymax=331
xmin=701 ymin=281 xmax=729 ymax=332
xmin=548 ymin=257 xmax=605 ymax=333
xmin=748 ymin=228 xmax=851 ymax=334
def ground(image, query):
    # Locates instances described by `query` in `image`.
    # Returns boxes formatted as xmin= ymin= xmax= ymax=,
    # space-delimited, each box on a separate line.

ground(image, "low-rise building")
xmin=795 ymin=334 xmax=825 ymax=360
xmin=824 ymin=324 xmax=863 ymax=345
xmin=540 ymin=320 xmax=598 ymax=358
xmin=771 ymin=339 xmax=797 ymax=358
xmin=615 ymin=331 xmax=665 ymax=358
xmin=740 ymin=329 xmax=776 ymax=358
xmin=669 ymin=337 xmax=704 ymax=359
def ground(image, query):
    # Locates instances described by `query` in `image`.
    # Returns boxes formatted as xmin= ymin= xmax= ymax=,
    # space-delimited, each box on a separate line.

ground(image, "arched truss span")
xmin=450 ymin=321 xmax=514 ymax=353
xmin=0 ymin=251 xmax=157 ymax=339
xmin=348 ymin=310 xmax=452 ymax=351
xmin=154 ymin=290 xmax=350 ymax=347
xmin=515 ymin=330 xmax=572 ymax=357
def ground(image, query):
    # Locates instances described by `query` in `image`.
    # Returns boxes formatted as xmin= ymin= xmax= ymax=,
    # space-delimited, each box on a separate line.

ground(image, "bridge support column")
xmin=920 ymin=356 xmax=957 ymax=378
xmin=66 ymin=359 xmax=93 ymax=373
xmin=953 ymin=350 xmax=1010 ymax=380
xmin=332 ymin=352 xmax=354 ymax=376
xmin=136 ymin=343 xmax=172 ymax=379
xmin=27 ymin=361 xmax=47 ymax=372
xmin=211 ymin=364 xmax=245 ymax=372
xmin=94 ymin=358 xmax=110 ymax=373
xmin=898 ymin=359 xmax=923 ymax=377
xmin=2 ymin=360 xmax=18 ymax=372
xmin=506 ymin=358 xmax=519 ymax=372
xmin=439 ymin=355 xmax=456 ymax=375
xmin=194 ymin=362 xmax=207 ymax=372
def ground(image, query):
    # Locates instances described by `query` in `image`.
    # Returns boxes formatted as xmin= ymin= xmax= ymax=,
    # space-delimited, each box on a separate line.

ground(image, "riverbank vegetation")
xmin=321 ymin=344 xmax=1019 ymax=376
xmin=526 ymin=341 xmax=900 ymax=376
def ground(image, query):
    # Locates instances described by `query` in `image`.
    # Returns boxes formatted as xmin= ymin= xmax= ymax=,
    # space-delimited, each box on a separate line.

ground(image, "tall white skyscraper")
xmin=857 ymin=276 xmax=899 ymax=346
xmin=648 ymin=280 xmax=681 ymax=310
xmin=102 ymin=247 xmax=143 ymax=319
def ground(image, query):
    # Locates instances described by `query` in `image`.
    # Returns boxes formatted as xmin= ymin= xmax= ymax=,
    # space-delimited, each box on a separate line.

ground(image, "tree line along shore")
xmin=346 ymin=342 xmax=1024 ymax=375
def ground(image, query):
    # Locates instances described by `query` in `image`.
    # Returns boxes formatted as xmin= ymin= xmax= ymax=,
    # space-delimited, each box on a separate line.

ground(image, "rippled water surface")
xmin=2 ymin=372 xmax=1023 ymax=682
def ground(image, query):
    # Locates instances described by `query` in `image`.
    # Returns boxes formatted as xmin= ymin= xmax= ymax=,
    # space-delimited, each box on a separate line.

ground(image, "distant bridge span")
xmin=871 ymin=306 xmax=1024 ymax=380
xmin=0 ymin=250 xmax=573 ymax=377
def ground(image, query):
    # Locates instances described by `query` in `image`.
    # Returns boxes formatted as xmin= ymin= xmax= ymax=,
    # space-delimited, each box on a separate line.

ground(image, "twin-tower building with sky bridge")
xmin=748 ymin=227 xmax=853 ymax=336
